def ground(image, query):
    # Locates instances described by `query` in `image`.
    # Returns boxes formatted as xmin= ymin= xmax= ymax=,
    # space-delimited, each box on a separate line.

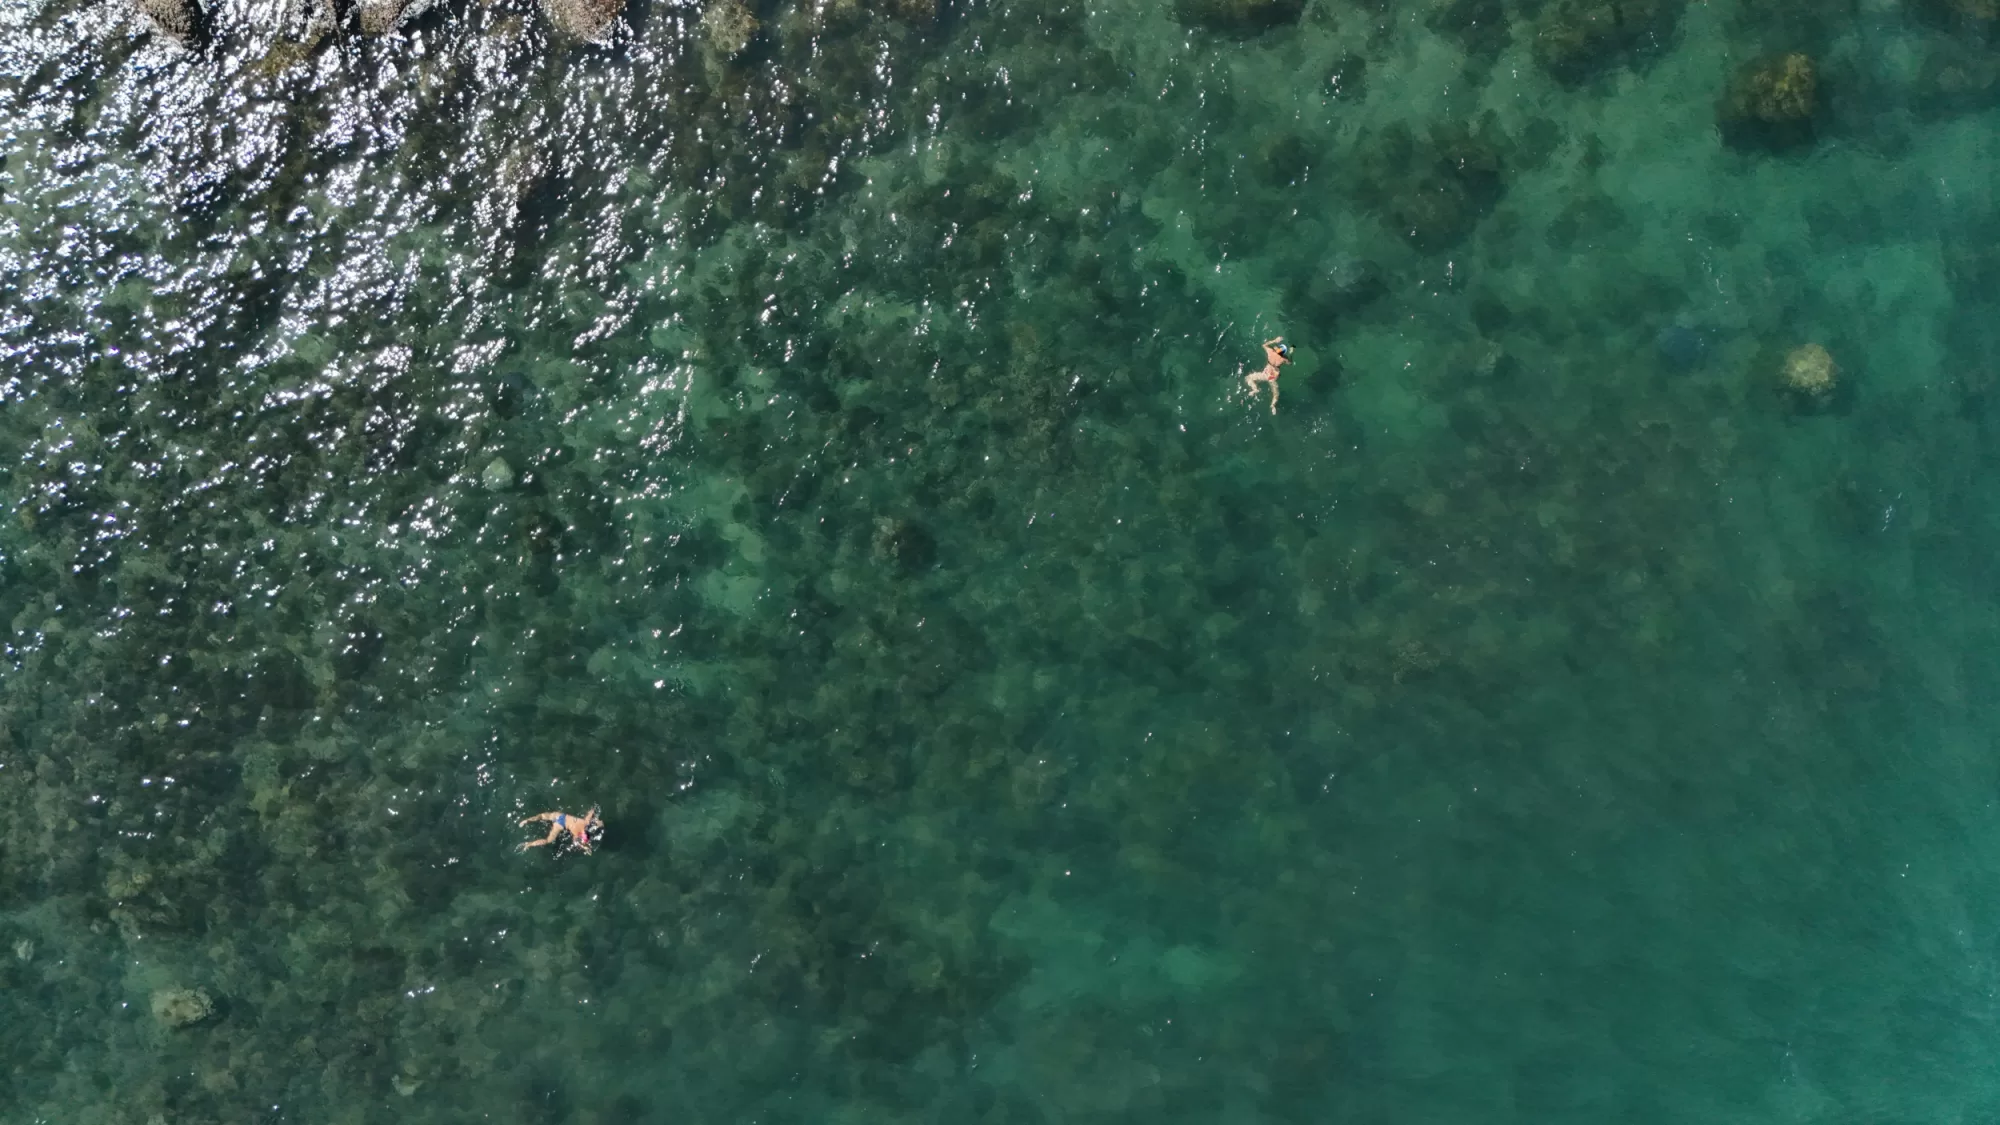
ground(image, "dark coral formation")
xmin=1174 ymin=0 xmax=1306 ymax=34
xmin=1355 ymin=119 xmax=1508 ymax=253
xmin=1719 ymin=52 xmax=1821 ymax=150
xmin=1531 ymin=0 xmax=1686 ymax=83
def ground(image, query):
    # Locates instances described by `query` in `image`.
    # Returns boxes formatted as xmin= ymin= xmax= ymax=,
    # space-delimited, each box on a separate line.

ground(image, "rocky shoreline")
xmin=132 ymin=0 xmax=629 ymax=46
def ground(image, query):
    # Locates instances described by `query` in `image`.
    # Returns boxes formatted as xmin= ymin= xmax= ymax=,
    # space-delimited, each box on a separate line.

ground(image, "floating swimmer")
xmin=1244 ymin=336 xmax=1291 ymax=414
xmin=517 ymin=806 xmax=603 ymax=854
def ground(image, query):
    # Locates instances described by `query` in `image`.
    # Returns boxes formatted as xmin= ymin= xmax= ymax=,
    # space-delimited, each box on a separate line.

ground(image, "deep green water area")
xmin=9 ymin=0 xmax=2000 ymax=1120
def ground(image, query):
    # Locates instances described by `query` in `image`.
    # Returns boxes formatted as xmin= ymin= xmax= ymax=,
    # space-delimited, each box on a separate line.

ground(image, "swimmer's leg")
xmin=517 ymin=825 xmax=562 ymax=852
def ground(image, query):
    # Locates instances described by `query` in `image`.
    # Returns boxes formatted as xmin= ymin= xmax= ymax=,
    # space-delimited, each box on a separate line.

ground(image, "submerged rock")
xmin=1427 ymin=0 xmax=1511 ymax=56
xmin=871 ymin=516 xmax=936 ymax=573
xmin=254 ymin=0 xmax=336 ymax=74
xmin=1913 ymin=0 xmax=2000 ymax=37
xmin=1655 ymin=322 xmax=1708 ymax=370
xmin=150 ymin=987 xmax=213 ymax=1028
xmin=1916 ymin=41 xmax=2000 ymax=115
xmin=132 ymin=0 xmax=205 ymax=46
xmin=358 ymin=0 xmax=437 ymax=35
xmin=701 ymin=0 xmax=759 ymax=56
xmin=1719 ymin=52 xmax=1819 ymax=151
xmin=1174 ymin=0 xmax=1305 ymax=34
xmin=542 ymin=0 xmax=623 ymax=41
xmin=1532 ymin=0 xmax=1683 ymax=84
xmin=1780 ymin=343 xmax=1837 ymax=402
xmin=251 ymin=31 xmax=330 ymax=77
xmin=1359 ymin=121 xmax=1506 ymax=252
xmin=482 ymin=456 xmax=516 ymax=491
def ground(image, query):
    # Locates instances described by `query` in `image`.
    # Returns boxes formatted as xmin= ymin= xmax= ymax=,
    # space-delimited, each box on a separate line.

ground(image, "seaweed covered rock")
xmin=542 ymin=0 xmax=623 ymax=41
xmin=253 ymin=0 xmax=335 ymax=73
xmin=132 ymin=0 xmax=205 ymax=45
xmin=1532 ymin=0 xmax=1684 ymax=83
xmin=1719 ymin=52 xmax=1819 ymax=150
xmin=150 ymin=987 xmax=213 ymax=1028
xmin=1174 ymin=0 xmax=1305 ymax=34
xmin=701 ymin=0 xmax=759 ymax=55
xmin=358 ymin=0 xmax=433 ymax=34
xmin=1780 ymin=342 xmax=1837 ymax=403
xmin=250 ymin=32 xmax=329 ymax=77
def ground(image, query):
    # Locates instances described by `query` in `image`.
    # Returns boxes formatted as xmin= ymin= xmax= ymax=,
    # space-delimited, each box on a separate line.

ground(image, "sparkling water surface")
xmin=8 ymin=0 xmax=2000 ymax=1121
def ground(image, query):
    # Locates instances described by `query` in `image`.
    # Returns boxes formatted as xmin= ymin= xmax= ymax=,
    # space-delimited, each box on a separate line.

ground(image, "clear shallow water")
xmin=8 ymin=0 xmax=2000 ymax=1120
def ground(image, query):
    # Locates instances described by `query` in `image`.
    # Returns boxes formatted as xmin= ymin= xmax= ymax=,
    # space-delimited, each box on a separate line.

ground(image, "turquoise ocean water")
xmin=8 ymin=0 xmax=2000 ymax=1120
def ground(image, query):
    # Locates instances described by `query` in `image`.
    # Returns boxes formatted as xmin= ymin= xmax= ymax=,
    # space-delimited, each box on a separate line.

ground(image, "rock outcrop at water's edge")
xmin=132 ymin=0 xmax=204 ymax=46
xmin=542 ymin=0 xmax=625 ymax=41
xmin=359 ymin=0 xmax=438 ymax=35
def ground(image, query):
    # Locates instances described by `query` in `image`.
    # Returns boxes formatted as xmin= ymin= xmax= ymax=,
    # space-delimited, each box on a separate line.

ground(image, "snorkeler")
xmin=1244 ymin=336 xmax=1292 ymax=414
xmin=516 ymin=806 xmax=603 ymax=854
